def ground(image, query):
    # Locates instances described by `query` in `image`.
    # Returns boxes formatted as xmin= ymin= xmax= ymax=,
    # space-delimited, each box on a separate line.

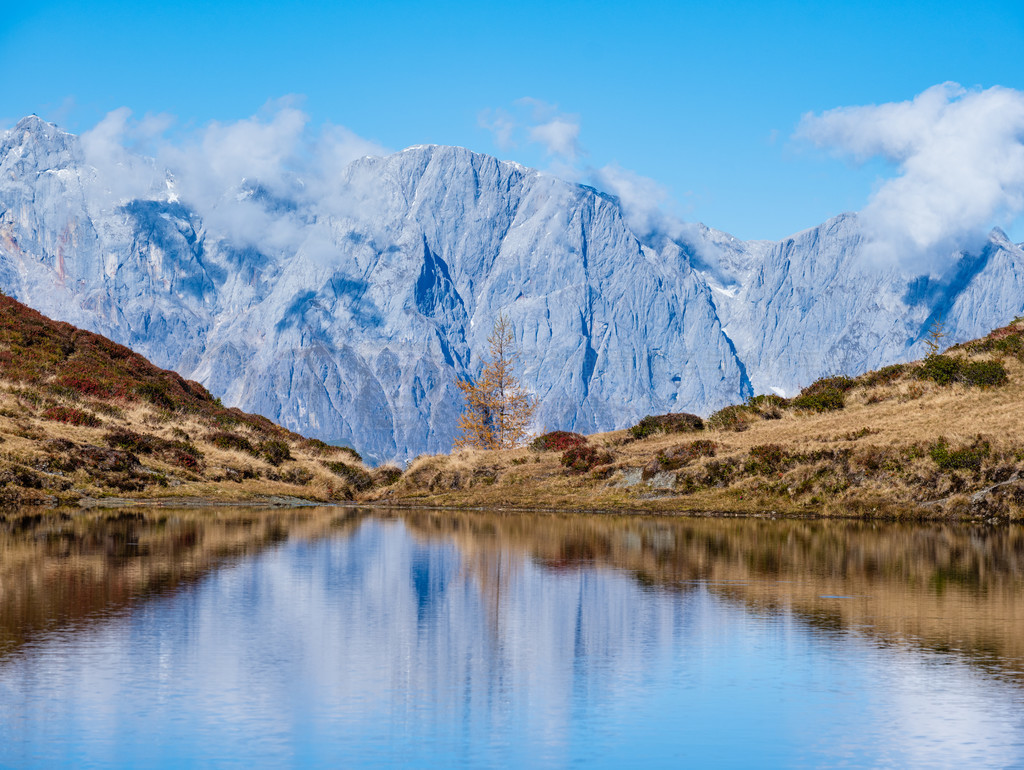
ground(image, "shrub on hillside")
xmin=42 ymin=406 xmax=102 ymax=427
xmin=104 ymin=428 xmax=160 ymax=454
xmin=916 ymin=354 xmax=961 ymax=386
xmin=707 ymin=404 xmax=754 ymax=431
xmin=960 ymin=360 xmax=1009 ymax=386
xmin=260 ymin=439 xmax=292 ymax=466
xmin=916 ymin=355 xmax=1008 ymax=387
xmin=644 ymin=439 xmax=717 ymax=477
xmin=628 ymin=413 xmax=704 ymax=440
xmin=279 ymin=467 xmax=314 ymax=486
xmin=530 ymin=431 xmax=588 ymax=452
xmin=800 ymin=375 xmax=857 ymax=396
xmin=957 ymin=321 xmax=1024 ymax=361
xmin=134 ymin=382 xmax=175 ymax=410
xmin=929 ymin=437 xmax=990 ymax=471
xmin=207 ymin=431 xmax=258 ymax=455
xmin=790 ymin=388 xmax=845 ymax=412
xmin=746 ymin=394 xmax=787 ymax=419
xmin=744 ymin=444 xmax=790 ymax=475
xmin=104 ymin=427 xmax=204 ymax=469
xmin=303 ymin=438 xmax=363 ymax=461
xmin=164 ymin=444 xmax=204 ymax=470
xmin=323 ymin=460 xmax=374 ymax=491
xmin=859 ymin=364 xmax=906 ymax=388
xmin=373 ymin=464 xmax=403 ymax=486
xmin=788 ymin=376 xmax=854 ymax=412
xmin=560 ymin=445 xmax=613 ymax=473
xmin=660 ymin=439 xmax=716 ymax=468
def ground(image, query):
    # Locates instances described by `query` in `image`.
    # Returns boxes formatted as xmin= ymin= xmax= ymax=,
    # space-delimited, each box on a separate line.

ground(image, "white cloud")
xmin=590 ymin=163 xmax=672 ymax=236
xmin=528 ymin=118 xmax=580 ymax=160
xmin=797 ymin=82 xmax=1024 ymax=272
xmin=589 ymin=163 xmax=725 ymax=272
xmin=80 ymin=107 xmax=166 ymax=204
xmin=78 ymin=101 xmax=389 ymax=256
xmin=481 ymin=100 xmax=709 ymax=256
xmin=478 ymin=98 xmax=582 ymax=161
xmin=477 ymin=108 xmax=518 ymax=150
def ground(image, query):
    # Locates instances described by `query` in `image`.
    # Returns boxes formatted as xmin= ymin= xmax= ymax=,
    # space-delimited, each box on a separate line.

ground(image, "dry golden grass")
xmin=377 ymin=321 xmax=1024 ymax=520
xmin=0 ymin=384 xmax=377 ymax=507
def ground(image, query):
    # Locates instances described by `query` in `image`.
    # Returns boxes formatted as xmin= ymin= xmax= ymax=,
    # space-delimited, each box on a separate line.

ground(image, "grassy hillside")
xmin=0 ymin=295 xmax=398 ymax=507
xmin=372 ymin=317 xmax=1024 ymax=520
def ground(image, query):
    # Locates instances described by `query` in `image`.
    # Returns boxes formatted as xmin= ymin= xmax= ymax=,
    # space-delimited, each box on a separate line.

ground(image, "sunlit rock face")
xmin=1 ymin=116 xmax=1023 ymax=461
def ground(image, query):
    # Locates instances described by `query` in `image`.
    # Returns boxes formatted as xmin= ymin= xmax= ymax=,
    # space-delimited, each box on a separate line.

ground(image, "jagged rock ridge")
xmin=1 ymin=116 xmax=1022 ymax=461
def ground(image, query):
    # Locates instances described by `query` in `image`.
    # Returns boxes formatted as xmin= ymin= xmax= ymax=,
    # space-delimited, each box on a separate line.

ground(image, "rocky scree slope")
xmin=1 ymin=116 xmax=1023 ymax=462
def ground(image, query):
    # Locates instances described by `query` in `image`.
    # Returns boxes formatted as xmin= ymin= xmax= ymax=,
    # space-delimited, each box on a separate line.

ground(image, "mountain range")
xmin=2 ymin=115 xmax=1022 ymax=462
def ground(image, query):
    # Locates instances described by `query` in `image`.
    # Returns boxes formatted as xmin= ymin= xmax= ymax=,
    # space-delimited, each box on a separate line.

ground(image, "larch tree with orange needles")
xmin=455 ymin=314 xmax=536 ymax=450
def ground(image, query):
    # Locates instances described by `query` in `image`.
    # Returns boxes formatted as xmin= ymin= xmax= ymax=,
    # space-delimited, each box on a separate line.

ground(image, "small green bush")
xmin=373 ymin=465 xmax=403 ymax=486
xmin=260 ymin=439 xmax=293 ymax=466
xmin=916 ymin=354 xmax=961 ymax=385
xmin=801 ymin=376 xmax=857 ymax=396
xmin=929 ymin=438 xmax=990 ymax=471
xmin=746 ymin=394 xmax=787 ymax=419
xmin=104 ymin=428 xmax=159 ymax=454
xmin=916 ymin=354 xmax=1008 ymax=387
xmin=707 ymin=405 xmax=753 ymax=431
xmin=530 ymin=431 xmax=588 ymax=451
xmin=788 ymin=376 xmax=854 ymax=412
xmin=790 ymin=388 xmax=845 ymax=412
xmin=207 ymin=431 xmax=258 ymax=455
xmin=135 ymin=382 xmax=175 ymax=410
xmin=628 ymin=413 xmax=704 ymax=439
xmin=278 ymin=467 xmax=313 ymax=485
xmin=323 ymin=460 xmax=374 ymax=491
xmin=960 ymin=360 xmax=1008 ymax=387
xmin=860 ymin=364 xmax=907 ymax=388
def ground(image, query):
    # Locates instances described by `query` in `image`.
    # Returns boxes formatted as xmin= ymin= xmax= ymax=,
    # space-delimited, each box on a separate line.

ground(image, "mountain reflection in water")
xmin=0 ymin=507 xmax=1022 ymax=767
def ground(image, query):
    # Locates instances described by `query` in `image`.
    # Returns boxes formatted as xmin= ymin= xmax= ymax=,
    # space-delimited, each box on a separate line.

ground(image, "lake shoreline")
xmin=15 ymin=491 xmax=1013 ymax=525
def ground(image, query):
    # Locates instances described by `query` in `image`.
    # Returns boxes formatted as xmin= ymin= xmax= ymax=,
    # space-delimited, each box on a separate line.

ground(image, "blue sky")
xmin=2 ymin=0 xmax=1023 ymax=243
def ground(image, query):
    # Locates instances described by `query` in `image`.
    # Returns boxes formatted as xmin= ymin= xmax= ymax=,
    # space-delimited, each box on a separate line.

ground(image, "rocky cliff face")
xmin=1 ymin=116 xmax=1022 ymax=461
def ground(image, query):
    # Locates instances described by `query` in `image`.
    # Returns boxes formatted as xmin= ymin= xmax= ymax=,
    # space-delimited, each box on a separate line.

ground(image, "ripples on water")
xmin=0 ymin=508 xmax=1022 ymax=767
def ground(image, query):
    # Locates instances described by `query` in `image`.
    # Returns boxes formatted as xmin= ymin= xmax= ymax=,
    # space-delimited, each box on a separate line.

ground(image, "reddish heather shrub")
xmin=165 ymin=446 xmax=203 ymax=470
xmin=42 ymin=406 xmax=102 ymax=427
xmin=561 ymin=445 xmax=613 ymax=473
xmin=530 ymin=431 xmax=588 ymax=452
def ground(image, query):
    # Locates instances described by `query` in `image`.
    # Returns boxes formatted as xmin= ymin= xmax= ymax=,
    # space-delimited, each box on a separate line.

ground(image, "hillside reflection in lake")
xmin=1 ymin=508 xmax=1022 ymax=767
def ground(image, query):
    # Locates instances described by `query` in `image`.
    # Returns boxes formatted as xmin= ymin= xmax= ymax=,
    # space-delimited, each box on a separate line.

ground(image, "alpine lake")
xmin=1 ymin=506 xmax=1022 ymax=768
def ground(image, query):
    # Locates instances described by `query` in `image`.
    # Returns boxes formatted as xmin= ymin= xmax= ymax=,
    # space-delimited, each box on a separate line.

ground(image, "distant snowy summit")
xmin=1 ymin=115 xmax=1022 ymax=461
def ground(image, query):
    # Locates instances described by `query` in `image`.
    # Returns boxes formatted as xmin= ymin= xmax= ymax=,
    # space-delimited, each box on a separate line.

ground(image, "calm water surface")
xmin=1 ymin=508 xmax=1022 ymax=767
